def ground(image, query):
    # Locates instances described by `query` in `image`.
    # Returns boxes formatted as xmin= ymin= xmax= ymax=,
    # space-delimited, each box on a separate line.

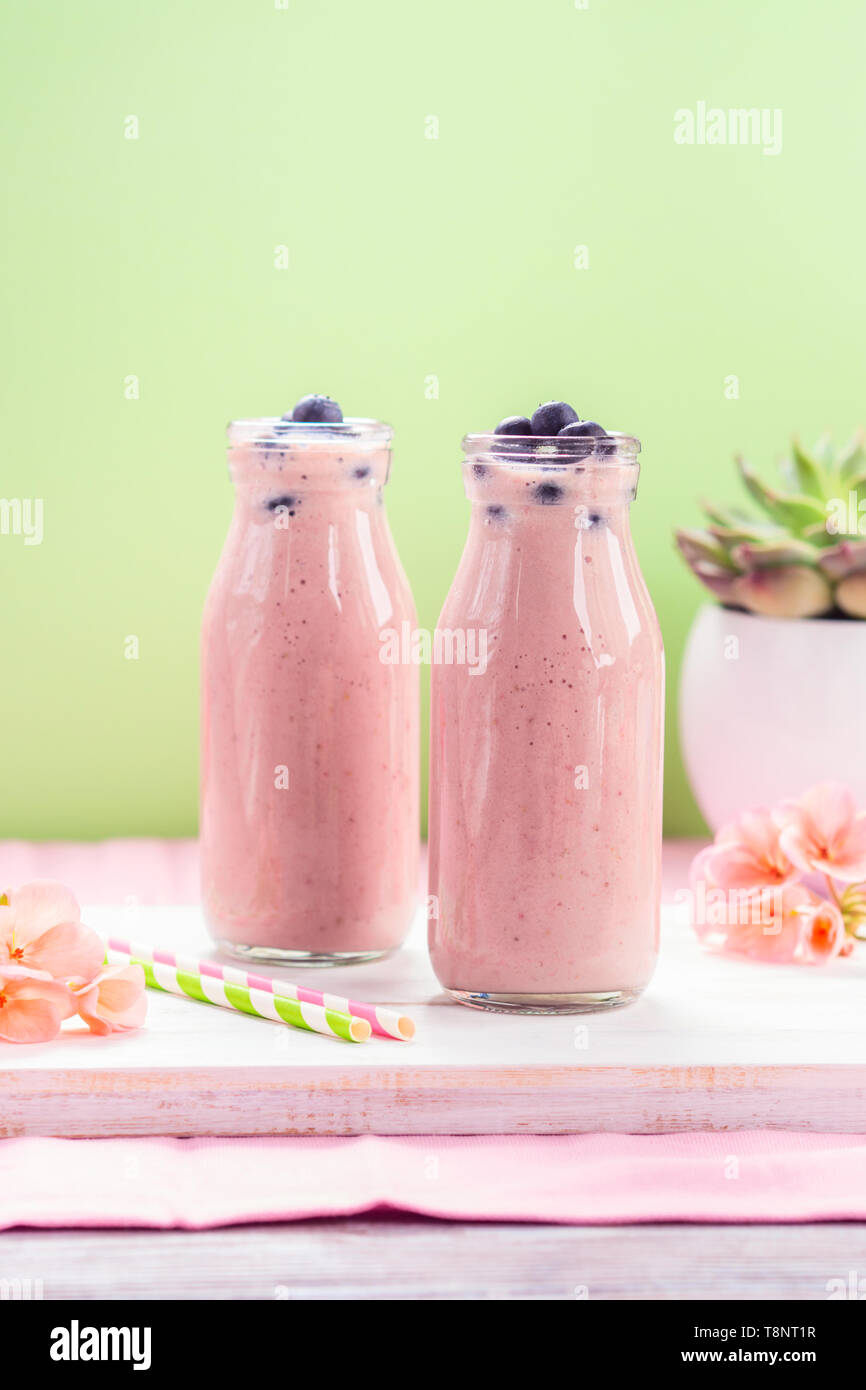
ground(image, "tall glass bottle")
xmin=428 ymin=430 xmax=663 ymax=1011
xmin=201 ymin=417 xmax=418 ymax=963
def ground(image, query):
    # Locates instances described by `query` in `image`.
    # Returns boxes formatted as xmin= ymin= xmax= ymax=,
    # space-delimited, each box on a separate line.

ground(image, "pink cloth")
xmin=0 ymin=838 xmax=707 ymax=905
xmin=1 ymin=1133 xmax=865 ymax=1230
xmin=0 ymin=839 xmax=200 ymax=904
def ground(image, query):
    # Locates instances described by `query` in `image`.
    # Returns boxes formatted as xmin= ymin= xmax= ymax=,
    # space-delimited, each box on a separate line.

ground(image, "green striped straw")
xmin=106 ymin=949 xmax=371 ymax=1043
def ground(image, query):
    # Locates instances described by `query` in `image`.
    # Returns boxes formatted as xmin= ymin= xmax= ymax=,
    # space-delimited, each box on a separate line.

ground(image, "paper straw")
xmin=105 ymin=936 xmax=415 ymax=1041
xmin=104 ymin=946 xmax=370 ymax=1044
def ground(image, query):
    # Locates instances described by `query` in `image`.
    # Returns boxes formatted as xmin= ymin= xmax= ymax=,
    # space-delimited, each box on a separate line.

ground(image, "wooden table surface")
xmin=4 ymin=1219 xmax=864 ymax=1301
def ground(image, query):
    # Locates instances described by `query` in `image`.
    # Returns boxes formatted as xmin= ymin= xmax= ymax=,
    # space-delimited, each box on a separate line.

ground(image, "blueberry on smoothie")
xmin=494 ymin=415 xmax=533 ymax=436
xmin=558 ymin=420 xmax=607 ymax=438
xmin=530 ymin=401 xmax=578 ymax=436
xmin=288 ymin=394 xmax=344 ymax=424
xmin=559 ymin=419 xmax=618 ymax=457
xmin=533 ymin=482 xmax=564 ymax=505
xmin=265 ymin=494 xmax=298 ymax=513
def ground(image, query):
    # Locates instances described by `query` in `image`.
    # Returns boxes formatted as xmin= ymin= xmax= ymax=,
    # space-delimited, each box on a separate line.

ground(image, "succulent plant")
xmin=676 ymin=431 xmax=866 ymax=618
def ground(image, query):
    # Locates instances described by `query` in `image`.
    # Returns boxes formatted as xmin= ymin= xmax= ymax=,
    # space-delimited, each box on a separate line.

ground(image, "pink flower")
xmin=796 ymin=897 xmax=847 ymax=965
xmin=0 ymin=881 xmax=103 ymax=982
xmin=72 ymin=963 xmax=147 ymax=1036
xmin=719 ymin=883 xmax=813 ymax=964
xmin=776 ymin=782 xmax=866 ymax=884
xmin=0 ymin=968 xmax=74 ymax=1043
xmin=701 ymin=808 xmax=799 ymax=893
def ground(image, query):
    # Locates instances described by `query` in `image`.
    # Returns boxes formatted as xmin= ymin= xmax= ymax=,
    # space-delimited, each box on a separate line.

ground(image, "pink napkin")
xmin=2 ymin=1132 xmax=865 ymax=1230
xmin=0 ymin=838 xmax=707 ymax=906
xmin=0 ymin=839 xmax=201 ymax=904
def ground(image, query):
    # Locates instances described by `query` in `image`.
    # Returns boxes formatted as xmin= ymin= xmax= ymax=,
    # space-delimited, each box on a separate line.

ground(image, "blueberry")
xmin=486 ymin=504 xmax=507 ymax=520
xmin=530 ymin=401 xmax=578 ymax=436
xmin=353 ymin=465 xmax=371 ymax=480
xmin=493 ymin=415 xmax=532 ymax=436
xmin=587 ymin=511 xmax=605 ymax=526
xmin=533 ymin=482 xmax=564 ymax=505
xmin=265 ymin=494 xmax=298 ymax=512
xmin=558 ymin=420 xmax=607 ymax=438
xmin=472 ymin=463 xmax=489 ymax=478
xmin=288 ymin=394 xmax=343 ymax=424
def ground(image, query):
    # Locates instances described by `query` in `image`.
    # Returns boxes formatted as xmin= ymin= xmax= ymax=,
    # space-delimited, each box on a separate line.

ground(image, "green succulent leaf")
xmin=698 ymin=500 xmax=775 ymax=534
xmin=736 ymin=457 xmax=828 ymax=535
xmin=811 ymin=430 xmax=834 ymax=464
xmin=675 ymin=529 xmax=742 ymax=571
xmin=731 ymin=537 xmax=819 ymax=570
xmin=706 ymin=525 xmax=779 ymax=557
xmin=787 ymin=440 xmax=828 ymax=500
xmin=823 ymin=474 xmax=866 ymax=542
xmin=688 ymin=561 xmax=743 ymax=603
xmin=676 ymin=430 xmax=866 ymax=618
xmin=801 ymin=518 xmax=844 ymax=549
xmin=837 ymin=429 xmax=866 ymax=483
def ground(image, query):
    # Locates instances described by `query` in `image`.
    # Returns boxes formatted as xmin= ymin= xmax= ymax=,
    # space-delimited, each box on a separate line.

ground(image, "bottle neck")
xmin=228 ymin=438 xmax=392 ymax=517
xmin=463 ymin=458 xmax=639 ymax=534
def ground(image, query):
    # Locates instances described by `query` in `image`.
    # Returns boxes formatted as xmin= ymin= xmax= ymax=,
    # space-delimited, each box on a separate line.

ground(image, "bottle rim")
xmin=228 ymin=418 xmax=393 ymax=449
xmin=462 ymin=431 xmax=640 ymax=463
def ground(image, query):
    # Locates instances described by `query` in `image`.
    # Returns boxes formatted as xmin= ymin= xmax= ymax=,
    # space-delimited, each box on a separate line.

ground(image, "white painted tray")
xmin=3 ymin=904 xmax=865 ymax=1136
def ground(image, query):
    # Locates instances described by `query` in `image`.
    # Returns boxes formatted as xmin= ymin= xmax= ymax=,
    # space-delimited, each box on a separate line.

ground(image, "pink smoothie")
xmin=428 ymin=435 xmax=663 ymax=1005
xmin=201 ymin=418 xmax=418 ymax=960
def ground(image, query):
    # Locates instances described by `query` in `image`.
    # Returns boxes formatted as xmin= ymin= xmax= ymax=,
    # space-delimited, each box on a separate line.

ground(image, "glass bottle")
xmin=201 ymin=417 xmax=419 ymax=963
xmin=428 ymin=430 xmax=663 ymax=1011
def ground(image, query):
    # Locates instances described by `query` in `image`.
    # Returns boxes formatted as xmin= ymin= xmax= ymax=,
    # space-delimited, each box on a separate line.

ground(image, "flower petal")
xmin=0 ymin=978 xmax=72 ymax=1043
xmin=76 ymin=963 xmax=147 ymax=1035
xmin=797 ymin=899 xmax=846 ymax=965
xmin=5 ymin=881 xmax=81 ymax=945
xmin=705 ymin=844 xmax=784 ymax=891
xmin=0 ymin=962 xmax=53 ymax=982
xmin=95 ymin=968 xmax=145 ymax=1015
xmin=777 ymin=823 xmax=817 ymax=875
xmin=0 ymin=996 xmax=64 ymax=1043
xmin=821 ymin=813 xmax=866 ymax=883
xmin=23 ymin=921 xmax=104 ymax=981
xmin=796 ymin=782 xmax=857 ymax=851
xmin=703 ymin=806 xmax=797 ymax=892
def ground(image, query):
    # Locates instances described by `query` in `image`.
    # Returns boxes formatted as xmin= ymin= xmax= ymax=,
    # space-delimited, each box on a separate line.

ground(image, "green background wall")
xmin=2 ymin=0 xmax=865 ymax=839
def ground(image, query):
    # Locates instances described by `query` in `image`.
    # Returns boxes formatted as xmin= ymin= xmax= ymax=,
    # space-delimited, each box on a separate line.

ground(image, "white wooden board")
xmin=3 ymin=904 xmax=865 ymax=1136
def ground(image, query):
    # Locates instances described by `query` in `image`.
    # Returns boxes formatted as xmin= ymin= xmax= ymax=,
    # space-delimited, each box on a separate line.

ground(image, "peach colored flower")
xmin=776 ymin=782 xmax=866 ymax=884
xmin=796 ymin=896 xmax=847 ymax=965
xmin=719 ymin=883 xmax=811 ymax=963
xmin=0 ymin=967 xmax=74 ymax=1043
xmin=701 ymin=807 xmax=799 ymax=893
xmin=0 ymin=881 xmax=103 ymax=982
xmin=72 ymin=963 xmax=147 ymax=1036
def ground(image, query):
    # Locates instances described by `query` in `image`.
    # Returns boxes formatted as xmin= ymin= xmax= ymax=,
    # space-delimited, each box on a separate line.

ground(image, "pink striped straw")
xmin=105 ymin=937 xmax=415 ymax=1040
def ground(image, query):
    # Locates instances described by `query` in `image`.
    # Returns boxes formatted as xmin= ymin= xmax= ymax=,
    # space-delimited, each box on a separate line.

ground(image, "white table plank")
xmin=3 ymin=904 xmax=865 ymax=1136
